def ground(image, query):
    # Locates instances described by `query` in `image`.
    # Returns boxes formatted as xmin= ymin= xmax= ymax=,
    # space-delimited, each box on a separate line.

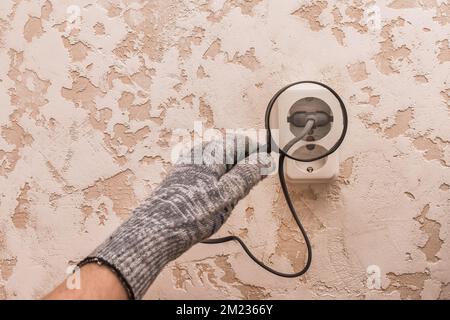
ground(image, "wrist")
xmin=45 ymin=263 xmax=128 ymax=300
xmin=81 ymin=215 xmax=193 ymax=299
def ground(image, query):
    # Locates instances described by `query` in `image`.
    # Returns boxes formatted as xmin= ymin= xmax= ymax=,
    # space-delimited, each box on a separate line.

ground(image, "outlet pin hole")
xmin=306 ymin=136 xmax=315 ymax=151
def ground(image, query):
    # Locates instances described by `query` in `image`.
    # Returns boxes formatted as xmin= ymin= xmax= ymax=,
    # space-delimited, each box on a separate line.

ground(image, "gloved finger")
xmin=202 ymin=134 xmax=262 ymax=164
xmin=217 ymin=152 xmax=273 ymax=208
xmin=177 ymin=134 xmax=266 ymax=178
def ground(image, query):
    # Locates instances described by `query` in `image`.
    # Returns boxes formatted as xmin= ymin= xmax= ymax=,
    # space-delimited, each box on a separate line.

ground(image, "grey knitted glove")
xmin=79 ymin=136 xmax=272 ymax=299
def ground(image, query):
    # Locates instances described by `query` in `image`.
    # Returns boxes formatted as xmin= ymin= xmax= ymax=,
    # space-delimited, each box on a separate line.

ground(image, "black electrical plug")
xmin=287 ymin=111 xmax=333 ymax=128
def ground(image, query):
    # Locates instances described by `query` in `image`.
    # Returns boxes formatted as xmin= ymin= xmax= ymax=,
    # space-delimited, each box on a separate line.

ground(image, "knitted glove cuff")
xmin=78 ymin=217 xmax=193 ymax=300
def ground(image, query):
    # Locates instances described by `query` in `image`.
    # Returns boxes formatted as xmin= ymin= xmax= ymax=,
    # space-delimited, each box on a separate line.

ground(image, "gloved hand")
xmin=78 ymin=136 xmax=272 ymax=299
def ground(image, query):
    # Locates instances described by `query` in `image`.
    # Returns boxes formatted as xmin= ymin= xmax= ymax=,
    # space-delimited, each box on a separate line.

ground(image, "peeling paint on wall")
xmin=0 ymin=0 xmax=449 ymax=300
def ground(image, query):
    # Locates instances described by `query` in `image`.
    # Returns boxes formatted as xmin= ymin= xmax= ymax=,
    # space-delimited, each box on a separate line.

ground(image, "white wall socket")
xmin=275 ymin=83 xmax=344 ymax=183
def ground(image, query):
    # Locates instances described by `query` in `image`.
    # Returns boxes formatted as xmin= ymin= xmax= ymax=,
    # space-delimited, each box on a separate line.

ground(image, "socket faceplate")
xmin=275 ymin=83 xmax=344 ymax=183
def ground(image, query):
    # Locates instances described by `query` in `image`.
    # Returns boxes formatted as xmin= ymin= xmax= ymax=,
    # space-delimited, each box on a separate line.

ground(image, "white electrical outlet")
xmin=275 ymin=82 xmax=344 ymax=183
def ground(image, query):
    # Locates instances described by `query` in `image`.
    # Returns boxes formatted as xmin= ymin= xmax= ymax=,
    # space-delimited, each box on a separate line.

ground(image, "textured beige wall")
xmin=0 ymin=0 xmax=449 ymax=299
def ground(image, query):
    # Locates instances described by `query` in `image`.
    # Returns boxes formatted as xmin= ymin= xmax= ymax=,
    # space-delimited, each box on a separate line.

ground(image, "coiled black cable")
xmin=202 ymin=120 xmax=315 ymax=277
xmin=202 ymin=81 xmax=347 ymax=278
xmin=202 ymin=150 xmax=312 ymax=277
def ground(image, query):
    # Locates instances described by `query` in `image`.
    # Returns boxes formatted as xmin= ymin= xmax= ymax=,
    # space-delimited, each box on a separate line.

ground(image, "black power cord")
xmin=201 ymin=124 xmax=316 ymax=278
xmin=202 ymin=81 xmax=347 ymax=278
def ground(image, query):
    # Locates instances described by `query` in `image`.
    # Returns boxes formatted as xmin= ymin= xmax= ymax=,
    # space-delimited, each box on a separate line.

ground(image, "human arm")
xmin=45 ymin=137 xmax=271 ymax=300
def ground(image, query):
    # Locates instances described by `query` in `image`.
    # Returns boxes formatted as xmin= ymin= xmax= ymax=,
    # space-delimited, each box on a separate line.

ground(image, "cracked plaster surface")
xmin=0 ymin=0 xmax=449 ymax=299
